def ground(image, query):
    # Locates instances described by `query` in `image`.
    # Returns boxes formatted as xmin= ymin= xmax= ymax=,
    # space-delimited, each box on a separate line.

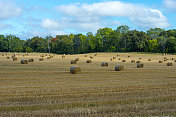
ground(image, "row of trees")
xmin=0 ymin=26 xmax=176 ymax=54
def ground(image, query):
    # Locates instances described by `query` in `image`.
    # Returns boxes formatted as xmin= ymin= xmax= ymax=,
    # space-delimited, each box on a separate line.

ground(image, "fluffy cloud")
xmin=0 ymin=0 xmax=21 ymax=19
xmin=41 ymin=19 xmax=60 ymax=29
xmin=163 ymin=0 xmax=176 ymax=11
xmin=55 ymin=1 xmax=170 ymax=30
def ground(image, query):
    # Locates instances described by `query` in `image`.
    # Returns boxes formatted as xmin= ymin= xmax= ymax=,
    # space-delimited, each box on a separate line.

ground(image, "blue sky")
xmin=0 ymin=0 xmax=176 ymax=39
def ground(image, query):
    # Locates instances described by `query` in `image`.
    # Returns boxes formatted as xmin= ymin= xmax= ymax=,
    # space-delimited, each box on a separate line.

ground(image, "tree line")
xmin=0 ymin=25 xmax=176 ymax=54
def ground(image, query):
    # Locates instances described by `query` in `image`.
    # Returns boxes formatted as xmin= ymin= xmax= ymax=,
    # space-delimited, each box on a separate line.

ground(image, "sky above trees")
xmin=0 ymin=0 xmax=176 ymax=39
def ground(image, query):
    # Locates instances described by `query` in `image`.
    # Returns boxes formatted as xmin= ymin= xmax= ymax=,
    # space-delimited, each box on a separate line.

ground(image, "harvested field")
xmin=0 ymin=52 xmax=176 ymax=116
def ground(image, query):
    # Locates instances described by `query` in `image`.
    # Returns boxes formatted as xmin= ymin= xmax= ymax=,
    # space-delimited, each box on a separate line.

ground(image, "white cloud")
xmin=41 ymin=19 xmax=60 ymax=29
xmin=55 ymin=1 xmax=170 ymax=30
xmin=0 ymin=0 xmax=21 ymax=19
xmin=163 ymin=0 xmax=176 ymax=11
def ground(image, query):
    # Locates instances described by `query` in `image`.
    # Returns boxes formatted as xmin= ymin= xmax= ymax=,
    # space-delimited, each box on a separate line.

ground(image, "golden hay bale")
xmin=115 ymin=65 xmax=124 ymax=71
xmin=117 ymin=54 xmax=120 ymax=56
xmin=13 ymin=57 xmax=17 ymax=61
xmin=7 ymin=56 xmax=10 ymax=59
xmin=39 ymin=58 xmax=44 ymax=61
xmin=50 ymin=55 xmax=54 ymax=58
xmin=23 ymin=55 xmax=25 ymax=57
xmin=164 ymin=57 xmax=167 ymax=59
xmin=85 ymin=55 xmax=88 ymax=57
xmin=167 ymin=62 xmax=172 ymax=66
xmin=113 ymin=56 xmax=116 ymax=59
xmin=175 ymin=60 xmax=176 ymax=62
xmin=71 ymin=60 xmax=77 ymax=64
xmin=40 ymin=55 xmax=45 ymax=57
xmin=90 ymin=56 xmax=94 ymax=59
xmin=164 ymin=59 xmax=168 ymax=61
xmin=2 ymin=54 xmax=4 ymax=56
xmin=159 ymin=60 xmax=163 ymax=63
xmin=70 ymin=66 xmax=81 ymax=74
xmin=75 ymin=58 xmax=79 ymax=61
xmin=118 ymin=58 xmax=122 ymax=60
xmin=86 ymin=60 xmax=92 ymax=63
xmin=137 ymin=63 xmax=144 ymax=68
xmin=128 ymin=55 xmax=130 ymax=58
xmin=28 ymin=58 xmax=34 ymax=62
xmin=139 ymin=57 xmax=142 ymax=59
xmin=110 ymin=58 xmax=113 ymax=61
xmin=47 ymin=57 xmax=51 ymax=59
xmin=148 ymin=59 xmax=151 ymax=61
xmin=45 ymin=54 xmax=48 ymax=56
xmin=136 ymin=60 xmax=141 ymax=63
xmin=62 ymin=55 xmax=65 ymax=58
xmin=21 ymin=59 xmax=28 ymax=64
xmin=131 ymin=60 xmax=135 ymax=63
xmin=101 ymin=62 xmax=108 ymax=66
xmin=122 ymin=60 xmax=126 ymax=62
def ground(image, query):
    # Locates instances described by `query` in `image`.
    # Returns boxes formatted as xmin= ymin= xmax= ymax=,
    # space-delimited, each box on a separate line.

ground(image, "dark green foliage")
xmin=0 ymin=26 xmax=176 ymax=53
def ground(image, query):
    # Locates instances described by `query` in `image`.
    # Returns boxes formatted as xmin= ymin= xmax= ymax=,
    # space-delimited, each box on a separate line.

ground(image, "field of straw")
xmin=0 ymin=52 xmax=176 ymax=116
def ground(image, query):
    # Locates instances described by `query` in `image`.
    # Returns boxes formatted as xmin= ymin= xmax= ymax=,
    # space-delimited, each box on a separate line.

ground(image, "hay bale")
xmin=39 ymin=58 xmax=44 ymax=61
xmin=136 ymin=60 xmax=141 ymax=63
xmin=167 ymin=62 xmax=172 ymax=66
xmin=62 ymin=55 xmax=65 ymax=58
xmin=2 ymin=54 xmax=4 ymax=56
xmin=70 ymin=66 xmax=81 ymax=74
xmin=95 ymin=53 xmax=98 ymax=56
xmin=7 ymin=56 xmax=10 ymax=59
xmin=13 ymin=57 xmax=17 ymax=61
xmin=139 ymin=58 xmax=142 ymax=59
xmin=137 ymin=63 xmax=144 ymax=68
xmin=85 ymin=55 xmax=88 ymax=57
xmin=101 ymin=62 xmax=108 ymax=66
xmin=86 ymin=60 xmax=92 ymax=63
xmin=110 ymin=58 xmax=113 ymax=61
xmin=23 ymin=55 xmax=25 ymax=57
xmin=118 ymin=58 xmax=122 ymax=60
xmin=159 ymin=60 xmax=163 ymax=63
xmin=47 ymin=57 xmax=51 ymax=59
xmin=40 ymin=54 xmax=45 ymax=57
xmin=90 ymin=56 xmax=94 ymax=59
xmin=148 ymin=59 xmax=151 ymax=61
xmin=21 ymin=59 xmax=28 ymax=64
xmin=117 ymin=54 xmax=120 ymax=57
xmin=113 ymin=56 xmax=116 ymax=60
xmin=115 ymin=65 xmax=124 ymax=71
xmin=164 ymin=59 xmax=168 ymax=61
xmin=128 ymin=55 xmax=130 ymax=58
xmin=28 ymin=58 xmax=34 ymax=62
xmin=131 ymin=60 xmax=135 ymax=63
xmin=75 ymin=58 xmax=79 ymax=61
xmin=71 ymin=60 xmax=77 ymax=64
xmin=122 ymin=60 xmax=126 ymax=62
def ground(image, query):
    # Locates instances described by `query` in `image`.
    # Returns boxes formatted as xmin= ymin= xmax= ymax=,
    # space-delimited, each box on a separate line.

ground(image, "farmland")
xmin=0 ymin=52 xmax=176 ymax=116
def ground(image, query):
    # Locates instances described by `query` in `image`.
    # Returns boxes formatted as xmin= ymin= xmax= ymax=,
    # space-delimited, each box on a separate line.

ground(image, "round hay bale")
xmin=28 ymin=58 xmax=34 ymax=62
xmin=128 ymin=55 xmax=130 ymax=58
xmin=139 ymin=58 xmax=142 ymax=60
xmin=12 ymin=57 xmax=17 ymax=61
xmin=2 ymin=54 xmax=4 ymax=56
xmin=148 ymin=59 xmax=151 ymax=61
xmin=113 ymin=56 xmax=116 ymax=59
xmin=115 ymin=65 xmax=124 ymax=71
xmin=90 ymin=56 xmax=94 ymax=59
xmin=39 ymin=58 xmax=44 ymax=61
xmin=21 ymin=59 xmax=28 ymax=64
xmin=62 ymin=55 xmax=65 ymax=58
xmin=164 ymin=59 xmax=168 ymax=61
xmin=117 ymin=54 xmax=120 ymax=57
xmin=75 ymin=58 xmax=79 ymax=61
xmin=131 ymin=60 xmax=135 ymax=63
xmin=175 ymin=60 xmax=176 ymax=62
xmin=47 ymin=57 xmax=51 ymax=59
xmin=101 ymin=62 xmax=108 ymax=67
xmin=167 ymin=62 xmax=172 ymax=66
xmin=137 ymin=63 xmax=144 ymax=68
xmin=164 ymin=57 xmax=167 ymax=59
xmin=40 ymin=55 xmax=45 ymax=57
xmin=7 ymin=56 xmax=10 ymax=59
xmin=23 ymin=55 xmax=25 ymax=57
xmin=110 ymin=58 xmax=113 ymax=61
xmin=71 ymin=60 xmax=77 ymax=64
xmin=118 ymin=58 xmax=122 ymax=60
xmin=70 ymin=66 xmax=81 ymax=74
xmin=45 ymin=54 xmax=48 ymax=56
xmin=136 ymin=60 xmax=141 ymax=63
xmin=159 ymin=60 xmax=163 ymax=63
xmin=85 ymin=55 xmax=88 ymax=57
xmin=86 ymin=60 xmax=92 ymax=63
xmin=122 ymin=60 xmax=126 ymax=62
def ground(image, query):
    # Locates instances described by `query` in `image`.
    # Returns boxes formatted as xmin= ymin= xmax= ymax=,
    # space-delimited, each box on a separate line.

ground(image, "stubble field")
xmin=0 ymin=52 xmax=176 ymax=117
